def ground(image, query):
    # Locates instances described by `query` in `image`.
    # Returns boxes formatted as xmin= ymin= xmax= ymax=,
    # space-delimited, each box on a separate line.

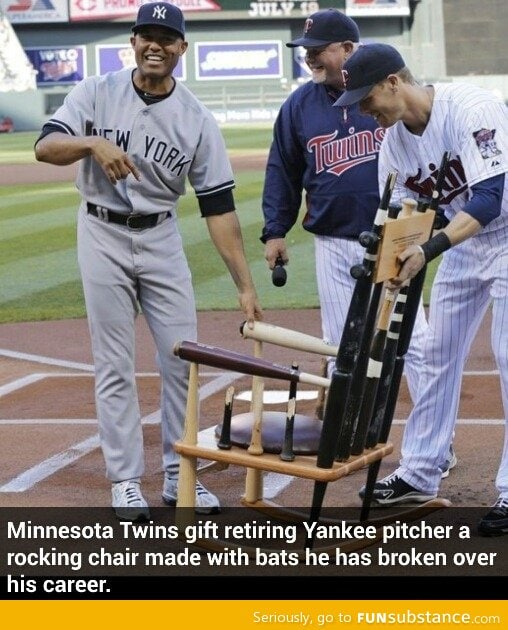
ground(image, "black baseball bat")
xmin=333 ymin=201 xmax=402 ymax=461
xmin=280 ymin=398 xmax=297 ymax=462
xmin=217 ymin=385 xmax=234 ymax=450
xmin=350 ymin=199 xmax=416 ymax=455
xmin=364 ymin=287 xmax=409 ymax=449
xmin=315 ymin=171 xmax=397 ymax=469
xmin=306 ymin=172 xmax=397 ymax=548
xmin=350 ymin=290 xmax=395 ymax=455
xmin=280 ymin=363 xmax=298 ymax=461
xmin=360 ymin=152 xmax=451 ymax=520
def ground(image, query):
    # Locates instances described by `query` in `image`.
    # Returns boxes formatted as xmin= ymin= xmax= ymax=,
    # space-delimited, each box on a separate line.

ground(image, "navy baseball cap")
xmin=132 ymin=2 xmax=185 ymax=38
xmin=286 ymin=8 xmax=360 ymax=48
xmin=335 ymin=43 xmax=406 ymax=106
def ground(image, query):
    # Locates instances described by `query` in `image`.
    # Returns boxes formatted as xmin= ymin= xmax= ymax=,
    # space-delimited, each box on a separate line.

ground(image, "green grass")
xmin=0 ymin=131 xmax=39 ymax=164
xmin=0 ymin=128 xmax=437 ymax=324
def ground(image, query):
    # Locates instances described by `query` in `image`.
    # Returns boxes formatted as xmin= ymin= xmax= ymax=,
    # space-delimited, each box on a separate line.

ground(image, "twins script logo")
xmin=405 ymin=156 xmax=467 ymax=204
xmin=308 ymin=127 xmax=384 ymax=177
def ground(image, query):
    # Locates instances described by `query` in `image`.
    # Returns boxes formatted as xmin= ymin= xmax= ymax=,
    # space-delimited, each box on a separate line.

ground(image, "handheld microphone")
xmin=271 ymin=256 xmax=287 ymax=287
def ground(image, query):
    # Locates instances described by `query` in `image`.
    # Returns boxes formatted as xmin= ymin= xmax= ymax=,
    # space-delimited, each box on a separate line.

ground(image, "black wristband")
xmin=420 ymin=231 xmax=452 ymax=263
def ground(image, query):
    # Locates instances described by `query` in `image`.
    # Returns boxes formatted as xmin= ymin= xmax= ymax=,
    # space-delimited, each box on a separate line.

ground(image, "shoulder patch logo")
xmin=473 ymin=128 xmax=502 ymax=160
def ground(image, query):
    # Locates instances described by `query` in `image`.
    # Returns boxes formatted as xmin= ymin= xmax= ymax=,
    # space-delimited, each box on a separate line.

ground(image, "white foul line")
xmin=0 ymin=345 xmax=503 ymax=500
xmin=0 ymin=348 xmax=94 ymax=372
xmin=0 ymin=372 xmax=240 ymax=493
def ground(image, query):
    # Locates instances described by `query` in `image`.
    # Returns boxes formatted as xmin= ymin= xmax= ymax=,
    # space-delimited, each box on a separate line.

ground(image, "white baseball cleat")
xmin=112 ymin=480 xmax=150 ymax=521
xmin=162 ymin=475 xmax=221 ymax=514
xmin=441 ymin=446 xmax=458 ymax=479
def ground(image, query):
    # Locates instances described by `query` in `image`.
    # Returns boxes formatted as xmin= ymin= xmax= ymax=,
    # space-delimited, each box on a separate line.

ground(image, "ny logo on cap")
xmin=153 ymin=4 xmax=167 ymax=19
xmin=303 ymin=18 xmax=313 ymax=33
xmin=341 ymin=69 xmax=349 ymax=86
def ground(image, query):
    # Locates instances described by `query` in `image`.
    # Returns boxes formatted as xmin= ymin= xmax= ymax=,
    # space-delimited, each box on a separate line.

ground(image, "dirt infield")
xmin=0 ymin=306 xmax=502 ymax=514
xmin=1 ymin=152 xmax=267 ymax=185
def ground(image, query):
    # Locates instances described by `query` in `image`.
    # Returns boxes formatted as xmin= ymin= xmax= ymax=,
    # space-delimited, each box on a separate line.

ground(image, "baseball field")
xmin=0 ymin=129 xmax=441 ymax=324
xmin=0 ymin=128 xmax=505 ymax=585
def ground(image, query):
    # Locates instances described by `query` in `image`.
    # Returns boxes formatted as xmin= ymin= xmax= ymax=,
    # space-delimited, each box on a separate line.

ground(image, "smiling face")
xmin=358 ymin=76 xmax=405 ymax=128
xmin=359 ymin=74 xmax=406 ymax=129
xmin=131 ymin=26 xmax=187 ymax=88
xmin=304 ymin=42 xmax=352 ymax=90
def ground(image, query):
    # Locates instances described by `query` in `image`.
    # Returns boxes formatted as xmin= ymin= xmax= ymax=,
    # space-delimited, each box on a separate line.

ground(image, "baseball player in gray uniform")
xmin=336 ymin=43 xmax=508 ymax=536
xmin=34 ymin=3 xmax=262 ymax=521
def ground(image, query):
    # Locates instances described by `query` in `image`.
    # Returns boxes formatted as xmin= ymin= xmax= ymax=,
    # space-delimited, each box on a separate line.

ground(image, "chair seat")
xmin=214 ymin=411 xmax=322 ymax=454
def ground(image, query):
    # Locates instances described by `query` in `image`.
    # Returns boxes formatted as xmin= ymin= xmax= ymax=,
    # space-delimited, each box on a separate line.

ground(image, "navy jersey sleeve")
xmin=261 ymin=98 xmax=306 ymax=242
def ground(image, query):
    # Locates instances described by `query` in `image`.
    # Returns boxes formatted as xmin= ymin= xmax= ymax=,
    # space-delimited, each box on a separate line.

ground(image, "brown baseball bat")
xmin=173 ymin=340 xmax=330 ymax=388
xmin=239 ymin=320 xmax=338 ymax=357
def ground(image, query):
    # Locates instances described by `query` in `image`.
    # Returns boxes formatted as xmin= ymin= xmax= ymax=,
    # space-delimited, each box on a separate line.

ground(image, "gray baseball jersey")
xmin=45 ymin=69 xmax=236 ymax=481
xmin=48 ymin=69 xmax=234 ymax=215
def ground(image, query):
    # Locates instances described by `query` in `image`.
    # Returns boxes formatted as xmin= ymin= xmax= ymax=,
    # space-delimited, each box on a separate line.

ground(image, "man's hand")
xmin=265 ymin=238 xmax=288 ymax=269
xmin=386 ymin=244 xmax=425 ymax=289
xmin=90 ymin=137 xmax=141 ymax=184
xmin=238 ymin=288 xmax=263 ymax=328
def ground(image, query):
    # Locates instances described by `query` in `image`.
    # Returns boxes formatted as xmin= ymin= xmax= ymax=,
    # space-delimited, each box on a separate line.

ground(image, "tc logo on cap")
xmin=341 ymin=69 xmax=349 ymax=87
xmin=303 ymin=18 xmax=313 ymax=33
xmin=153 ymin=4 xmax=167 ymax=20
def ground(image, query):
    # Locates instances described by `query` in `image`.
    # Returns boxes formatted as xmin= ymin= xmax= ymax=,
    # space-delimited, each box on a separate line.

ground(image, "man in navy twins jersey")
xmin=261 ymin=10 xmax=429 ymax=409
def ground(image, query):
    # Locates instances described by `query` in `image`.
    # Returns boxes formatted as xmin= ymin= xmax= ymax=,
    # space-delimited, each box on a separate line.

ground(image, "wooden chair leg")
xmin=244 ymin=339 xmax=265 ymax=502
xmin=175 ymin=361 xmax=199 ymax=531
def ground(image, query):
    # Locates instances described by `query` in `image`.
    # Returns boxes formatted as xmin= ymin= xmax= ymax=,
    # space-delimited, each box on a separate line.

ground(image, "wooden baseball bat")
xmin=333 ymin=278 xmax=384 ymax=461
xmin=239 ymin=320 xmax=338 ymax=357
xmin=280 ymin=397 xmax=297 ymax=462
xmin=217 ymin=385 xmax=234 ymax=450
xmin=360 ymin=153 xmax=450 ymax=521
xmin=248 ymin=339 xmax=265 ymax=455
xmin=350 ymin=288 xmax=396 ymax=455
xmin=173 ymin=340 xmax=330 ymax=388
xmin=333 ymin=197 xmax=409 ymax=461
xmin=314 ymin=172 xmax=397 ymax=468
xmin=364 ymin=287 xmax=408 ymax=450
xmin=307 ymin=172 xmax=397 ymax=548
xmin=279 ymin=362 xmax=298 ymax=461
xmin=351 ymin=198 xmax=417 ymax=455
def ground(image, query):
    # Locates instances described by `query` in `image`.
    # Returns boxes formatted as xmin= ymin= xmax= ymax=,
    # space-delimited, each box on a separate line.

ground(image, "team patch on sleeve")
xmin=473 ymin=128 xmax=502 ymax=162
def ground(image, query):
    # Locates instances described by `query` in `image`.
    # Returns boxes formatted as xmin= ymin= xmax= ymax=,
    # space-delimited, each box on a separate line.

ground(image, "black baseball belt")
xmin=86 ymin=202 xmax=170 ymax=229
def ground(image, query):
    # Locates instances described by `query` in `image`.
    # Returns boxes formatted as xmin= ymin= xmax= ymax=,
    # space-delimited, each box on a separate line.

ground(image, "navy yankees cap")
xmin=286 ymin=8 xmax=360 ymax=48
xmin=335 ymin=43 xmax=406 ymax=106
xmin=132 ymin=2 xmax=185 ymax=38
